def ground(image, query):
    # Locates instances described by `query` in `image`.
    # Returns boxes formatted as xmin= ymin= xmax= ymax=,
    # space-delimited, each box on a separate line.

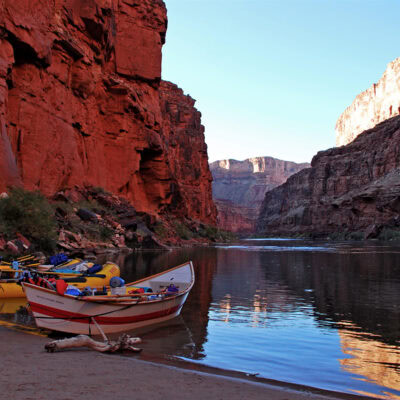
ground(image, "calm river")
xmin=3 ymin=239 xmax=400 ymax=398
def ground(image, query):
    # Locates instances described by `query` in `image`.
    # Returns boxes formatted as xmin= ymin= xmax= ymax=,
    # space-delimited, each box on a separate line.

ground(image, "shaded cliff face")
xmin=0 ymin=0 xmax=216 ymax=225
xmin=257 ymin=116 xmax=400 ymax=237
xmin=160 ymin=81 xmax=216 ymax=222
xmin=210 ymin=157 xmax=309 ymax=233
xmin=336 ymin=57 xmax=400 ymax=146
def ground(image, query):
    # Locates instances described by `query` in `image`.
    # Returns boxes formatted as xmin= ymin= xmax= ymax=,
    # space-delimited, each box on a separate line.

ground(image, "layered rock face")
xmin=0 ymin=0 xmax=216 ymax=225
xmin=159 ymin=81 xmax=216 ymax=222
xmin=336 ymin=57 xmax=400 ymax=146
xmin=210 ymin=157 xmax=309 ymax=233
xmin=257 ymin=116 xmax=400 ymax=237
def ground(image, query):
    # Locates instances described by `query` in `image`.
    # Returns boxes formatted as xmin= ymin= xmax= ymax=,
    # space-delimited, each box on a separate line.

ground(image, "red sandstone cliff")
xmin=0 ymin=0 xmax=216 ymax=225
xmin=210 ymin=157 xmax=309 ymax=233
xmin=257 ymin=116 xmax=400 ymax=238
xmin=336 ymin=57 xmax=400 ymax=146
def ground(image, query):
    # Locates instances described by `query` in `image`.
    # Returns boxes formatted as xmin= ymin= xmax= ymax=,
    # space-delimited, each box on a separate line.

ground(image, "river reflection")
xmin=113 ymin=240 xmax=400 ymax=398
xmin=2 ymin=240 xmax=400 ymax=398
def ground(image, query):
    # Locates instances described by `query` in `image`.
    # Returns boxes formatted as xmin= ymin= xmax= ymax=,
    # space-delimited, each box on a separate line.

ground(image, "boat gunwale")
xmin=126 ymin=261 xmax=194 ymax=286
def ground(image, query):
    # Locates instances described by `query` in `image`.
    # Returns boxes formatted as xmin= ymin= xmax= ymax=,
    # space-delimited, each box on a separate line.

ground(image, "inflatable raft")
xmin=0 ymin=262 xmax=120 ymax=298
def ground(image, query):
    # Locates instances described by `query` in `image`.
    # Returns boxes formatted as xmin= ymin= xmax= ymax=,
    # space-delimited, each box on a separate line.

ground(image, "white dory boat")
xmin=22 ymin=261 xmax=194 ymax=335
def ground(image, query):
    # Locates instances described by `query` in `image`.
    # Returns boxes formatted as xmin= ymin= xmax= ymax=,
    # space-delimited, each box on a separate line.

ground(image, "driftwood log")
xmin=45 ymin=333 xmax=142 ymax=353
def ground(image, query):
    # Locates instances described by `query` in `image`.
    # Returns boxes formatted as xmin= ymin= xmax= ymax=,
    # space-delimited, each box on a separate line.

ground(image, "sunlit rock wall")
xmin=336 ymin=57 xmax=400 ymax=146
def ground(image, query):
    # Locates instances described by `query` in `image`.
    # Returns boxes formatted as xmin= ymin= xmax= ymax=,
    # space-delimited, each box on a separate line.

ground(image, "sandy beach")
xmin=0 ymin=324 xmax=374 ymax=400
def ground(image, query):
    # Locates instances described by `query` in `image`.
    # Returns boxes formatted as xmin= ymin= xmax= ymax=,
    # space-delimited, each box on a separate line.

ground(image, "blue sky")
xmin=162 ymin=0 xmax=400 ymax=164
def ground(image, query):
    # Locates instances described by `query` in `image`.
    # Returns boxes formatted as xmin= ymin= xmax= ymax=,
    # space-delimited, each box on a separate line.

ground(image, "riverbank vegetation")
xmin=0 ymin=186 xmax=234 ymax=257
xmin=0 ymin=187 xmax=57 ymax=252
xmin=252 ymin=229 xmax=400 ymax=242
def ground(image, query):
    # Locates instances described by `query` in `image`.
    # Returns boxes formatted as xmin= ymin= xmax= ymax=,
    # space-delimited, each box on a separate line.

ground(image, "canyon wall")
xmin=0 ymin=0 xmax=216 ymax=225
xmin=257 ymin=115 xmax=400 ymax=238
xmin=336 ymin=57 xmax=400 ymax=146
xmin=210 ymin=157 xmax=309 ymax=233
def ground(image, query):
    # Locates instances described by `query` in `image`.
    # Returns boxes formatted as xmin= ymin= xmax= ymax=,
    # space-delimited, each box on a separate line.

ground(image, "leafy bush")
xmin=378 ymin=228 xmax=400 ymax=241
xmin=76 ymin=199 xmax=106 ymax=215
xmin=348 ymin=231 xmax=364 ymax=241
xmin=327 ymin=231 xmax=347 ymax=240
xmin=99 ymin=225 xmax=114 ymax=241
xmin=90 ymin=186 xmax=108 ymax=195
xmin=0 ymin=187 xmax=57 ymax=251
xmin=198 ymin=224 xmax=236 ymax=242
xmin=153 ymin=221 xmax=168 ymax=239
xmin=173 ymin=221 xmax=193 ymax=240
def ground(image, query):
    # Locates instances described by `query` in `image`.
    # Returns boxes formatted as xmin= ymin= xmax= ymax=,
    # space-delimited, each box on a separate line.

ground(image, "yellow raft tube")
xmin=0 ymin=262 xmax=120 ymax=298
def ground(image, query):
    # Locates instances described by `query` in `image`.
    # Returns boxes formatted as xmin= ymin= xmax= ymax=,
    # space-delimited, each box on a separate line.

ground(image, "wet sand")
xmin=0 ymin=325 xmax=373 ymax=400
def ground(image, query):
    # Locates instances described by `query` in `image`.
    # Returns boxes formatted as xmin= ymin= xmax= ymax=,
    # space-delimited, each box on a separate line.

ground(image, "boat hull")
xmin=25 ymin=285 xmax=189 ymax=334
xmin=23 ymin=261 xmax=194 ymax=334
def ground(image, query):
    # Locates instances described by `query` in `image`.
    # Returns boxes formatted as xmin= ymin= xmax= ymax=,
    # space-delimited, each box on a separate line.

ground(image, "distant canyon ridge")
xmin=210 ymin=157 xmax=309 ymax=233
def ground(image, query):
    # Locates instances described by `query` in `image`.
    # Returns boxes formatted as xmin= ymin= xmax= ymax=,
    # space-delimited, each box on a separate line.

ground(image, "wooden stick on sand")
xmin=45 ymin=333 xmax=142 ymax=353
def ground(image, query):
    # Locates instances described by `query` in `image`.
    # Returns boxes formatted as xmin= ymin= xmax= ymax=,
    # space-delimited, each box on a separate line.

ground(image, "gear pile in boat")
xmin=0 ymin=253 xmax=121 ymax=298
xmin=49 ymin=273 xmax=180 ymax=302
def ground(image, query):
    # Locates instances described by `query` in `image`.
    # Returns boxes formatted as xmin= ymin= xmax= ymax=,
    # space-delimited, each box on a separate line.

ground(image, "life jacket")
xmin=128 ymin=287 xmax=145 ymax=294
xmin=56 ymin=279 xmax=68 ymax=295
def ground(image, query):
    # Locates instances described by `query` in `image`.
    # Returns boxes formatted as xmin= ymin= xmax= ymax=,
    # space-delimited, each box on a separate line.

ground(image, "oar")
xmin=0 ymin=259 xmax=39 ymax=268
xmin=78 ymin=297 xmax=141 ymax=304
xmin=22 ymin=263 xmax=40 ymax=268
xmin=79 ymin=291 xmax=164 ymax=301
xmin=17 ymin=255 xmax=35 ymax=261
xmin=80 ymin=293 xmax=150 ymax=301
xmin=79 ymin=290 xmax=182 ymax=303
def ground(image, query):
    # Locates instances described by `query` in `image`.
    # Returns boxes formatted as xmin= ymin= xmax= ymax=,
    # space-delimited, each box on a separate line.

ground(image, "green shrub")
xmin=348 ymin=231 xmax=364 ymax=241
xmin=153 ymin=221 xmax=168 ymax=239
xmin=173 ymin=221 xmax=193 ymax=240
xmin=378 ymin=228 xmax=400 ymax=241
xmin=90 ymin=186 xmax=108 ymax=195
xmin=0 ymin=187 xmax=57 ymax=251
xmin=99 ymin=225 xmax=114 ymax=241
xmin=52 ymin=201 xmax=73 ymax=216
xmin=76 ymin=199 xmax=106 ymax=214
xmin=199 ymin=224 xmax=236 ymax=242
xmin=327 ymin=231 xmax=347 ymax=240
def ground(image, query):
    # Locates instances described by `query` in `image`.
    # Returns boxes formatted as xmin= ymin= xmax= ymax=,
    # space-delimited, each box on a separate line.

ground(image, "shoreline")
xmin=0 ymin=322 xmax=375 ymax=400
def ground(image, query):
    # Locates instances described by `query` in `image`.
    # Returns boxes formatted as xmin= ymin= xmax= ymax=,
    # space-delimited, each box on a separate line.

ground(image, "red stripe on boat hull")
xmin=29 ymin=301 xmax=183 ymax=325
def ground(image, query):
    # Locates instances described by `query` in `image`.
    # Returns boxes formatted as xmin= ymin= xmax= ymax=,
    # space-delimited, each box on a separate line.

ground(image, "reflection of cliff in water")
xmin=261 ymin=247 xmax=400 ymax=345
xmin=209 ymin=249 xmax=295 ymax=324
xmin=212 ymin=245 xmax=400 ymax=396
xmin=116 ymin=248 xmax=217 ymax=360
xmin=339 ymin=323 xmax=400 ymax=399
